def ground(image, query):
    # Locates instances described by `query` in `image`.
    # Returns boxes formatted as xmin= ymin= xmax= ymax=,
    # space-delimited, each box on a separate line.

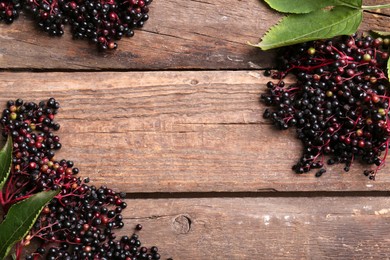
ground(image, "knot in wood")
xmin=172 ymin=214 xmax=192 ymax=234
xmin=190 ymin=79 xmax=199 ymax=85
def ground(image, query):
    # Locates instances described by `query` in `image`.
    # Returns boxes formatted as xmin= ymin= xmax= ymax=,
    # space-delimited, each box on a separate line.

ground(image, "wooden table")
xmin=1 ymin=1 xmax=390 ymax=259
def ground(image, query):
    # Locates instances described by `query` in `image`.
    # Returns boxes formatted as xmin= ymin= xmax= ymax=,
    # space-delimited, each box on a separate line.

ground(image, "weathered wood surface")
xmin=1 ymin=71 xmax=389 ymax=193
xmin=365 ymin=0 xmax=390 ymax=15
xmin=111 ymin=197 xmax=390 ymax=259
xmin=0 ymin=0 xmax=389 ymax=70
xmin=1 ymin=1 xmax=389 ymax=259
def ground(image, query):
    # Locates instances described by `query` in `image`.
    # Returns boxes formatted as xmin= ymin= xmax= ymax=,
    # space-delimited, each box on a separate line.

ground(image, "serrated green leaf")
xmin=256 ymin=6 xmax=363 ymax=50
xmin=371 ymin=30 xmax=390 ymax=37
xmin=0 ymin=136 xmax=12 ymax=190
xmin=0 ymin=190 xmax=59 ymax=259
xmin=263 ymin=0 xmax=362 ymax=14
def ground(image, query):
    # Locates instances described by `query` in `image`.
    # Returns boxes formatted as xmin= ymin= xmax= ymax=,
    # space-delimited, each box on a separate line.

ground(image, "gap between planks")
xmin=0 ymin=1 xmax=389 ymax=70
xmin=123 ymin=191 xmax=390 ymax=199
xmin=0 ymin=70 xmax=389 ymax=193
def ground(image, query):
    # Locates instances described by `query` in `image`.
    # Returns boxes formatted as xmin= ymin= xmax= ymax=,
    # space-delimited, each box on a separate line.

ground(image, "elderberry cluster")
xmin=0 ymin=0 xmax=22 ymax=23
xmin=0 ymin=0 xmax=152 ymax=50
xmin=0 ymin=98 xmax=167 ymax=259
xmin=261 ymin=35 xmax=390 ymax=179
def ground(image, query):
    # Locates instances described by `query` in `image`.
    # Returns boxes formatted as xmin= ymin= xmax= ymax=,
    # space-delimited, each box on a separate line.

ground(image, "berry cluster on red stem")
xmin=0 ymin=98 xmax=167 ymax=260
xmin=261 ymin=34 xmax=390 ymax=179
xmin=0 ymin=0 xmax=152 ymax=50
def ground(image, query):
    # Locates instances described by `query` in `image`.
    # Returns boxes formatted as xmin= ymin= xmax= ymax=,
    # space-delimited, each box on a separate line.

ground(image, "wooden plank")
xmin=110 ymin=197 xmax=390 ymax=260
xmin=365 ymin=0 xmax=390 ymax=16
xmin=0 ymin=0 xmax=276 ymax=70
xmin=0 ymin=1 xmax=389 ymax=70
xmin=1 ymin=70 xmax=389 ymax=192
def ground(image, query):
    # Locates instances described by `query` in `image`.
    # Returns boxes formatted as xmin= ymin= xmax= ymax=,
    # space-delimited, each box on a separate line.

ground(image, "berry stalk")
xmin=261 ymin=34 xmax=390 ymax=179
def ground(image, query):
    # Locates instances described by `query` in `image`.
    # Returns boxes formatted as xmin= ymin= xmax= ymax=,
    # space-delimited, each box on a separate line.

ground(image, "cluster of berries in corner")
xmin=262 ymin=35 xmax=390 ymax=179
xmin=0 ymin=98 xmax=166 ymax=260
xmin=0 ymin=0 xmax=152 ymax=50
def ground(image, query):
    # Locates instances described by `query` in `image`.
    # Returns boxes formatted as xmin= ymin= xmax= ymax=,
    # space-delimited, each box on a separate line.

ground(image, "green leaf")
xmin=335 ymin=0 xmax=362 ymax=8
xmin=371 ymin=30 xmax=390 ymax=37
xmin=387 ymin=58 xmax=390 ymax=83
xmin=0 ymin=190 xmax=59 ymax=259
xmin=255 ymin=6 xmax=363 ymax=50
xmin=0 ymin=136 xmax=12 ymax=190
xmin=263 ymin=0 xmax=362 ymax=14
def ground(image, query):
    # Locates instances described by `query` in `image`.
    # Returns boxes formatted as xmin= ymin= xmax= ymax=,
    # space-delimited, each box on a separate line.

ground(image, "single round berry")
xmin=136 ymin=224 xmax=143 ymax=230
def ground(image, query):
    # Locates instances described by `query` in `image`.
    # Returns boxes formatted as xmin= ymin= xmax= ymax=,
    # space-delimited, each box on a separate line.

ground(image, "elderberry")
xmin=0 ymin=98 xmax=171 ymax=260
xmin=261 ymin=34 xmax=390 ymax=179
xmin=0 ymin=0 xmax=22 ymax=23
xmin=0 ymin=0 xmax=153 ymax=50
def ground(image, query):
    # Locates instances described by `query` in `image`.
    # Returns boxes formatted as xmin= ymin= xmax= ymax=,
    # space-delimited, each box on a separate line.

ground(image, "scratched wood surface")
xmin=1 ymin=71 xmax=390 ymax=193
xmin=119 ymin=197 xmax=390 ymax=259
xmin=1 ymin=0 xmax=390 ymax=259
xmin=0 ymin=0 xmax=389 ymax=70
xmin=6 ymin=196 xmax=390 ymax=259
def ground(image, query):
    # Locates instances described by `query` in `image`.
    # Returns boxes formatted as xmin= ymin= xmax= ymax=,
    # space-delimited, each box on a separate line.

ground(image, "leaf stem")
xmin=362 ymin=4 xmax=390 ymax=10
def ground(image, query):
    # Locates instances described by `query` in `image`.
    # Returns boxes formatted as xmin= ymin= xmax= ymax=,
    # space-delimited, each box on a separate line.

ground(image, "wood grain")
xmin=0 ymin=1 xmax=389 ymax=259
xmin=0 ymin=1 xmax=388 ymax=70
xmin=111 ymin=197 xmax=390 ymax=260
xmin=0 ymin=0 xmax=275 ymax=70
xmin=365 ymin=0 xmax=390 ymax=16
xmin=0 ymin=71 xmax=389 ymax=193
